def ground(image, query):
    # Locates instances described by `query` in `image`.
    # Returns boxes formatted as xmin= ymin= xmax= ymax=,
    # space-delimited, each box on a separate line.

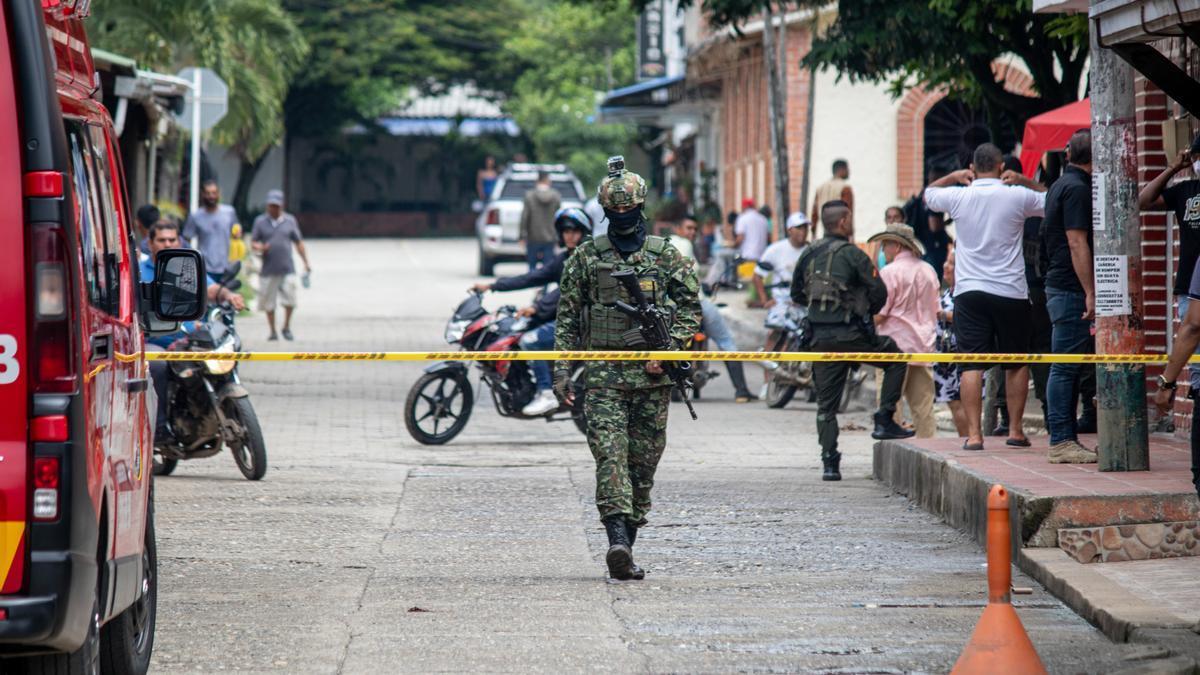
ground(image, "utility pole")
xmin=1090 ymin=5 xmax=1150 ymax=471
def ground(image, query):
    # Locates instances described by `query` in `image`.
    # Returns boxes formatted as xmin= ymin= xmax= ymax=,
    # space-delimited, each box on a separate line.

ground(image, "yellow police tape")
xmin=123 ymin=351 xmax=1195 ymax=365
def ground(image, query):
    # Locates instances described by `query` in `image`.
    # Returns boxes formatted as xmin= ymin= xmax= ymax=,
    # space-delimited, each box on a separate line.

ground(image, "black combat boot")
xmin=624 ymin=520 xmax=646 ymax=580
xmin=822 ymin=452 xmax=842 ymax=481
xmin=725 ymin=361 xmax=757 ymax=403
xmin=871 ymin=411 xmax=916 ymax=440
xmin=602 ymin=515 xmax=635 ymax=580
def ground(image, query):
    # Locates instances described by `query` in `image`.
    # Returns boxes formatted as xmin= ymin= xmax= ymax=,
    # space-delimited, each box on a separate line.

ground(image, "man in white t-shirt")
xmin=755 ymin=212 xmax=810 ymax=329
xmin=734 ymin=198 xmax=770 ymax=262
xmin=924 ymin=142 xmax=1047 ymax=451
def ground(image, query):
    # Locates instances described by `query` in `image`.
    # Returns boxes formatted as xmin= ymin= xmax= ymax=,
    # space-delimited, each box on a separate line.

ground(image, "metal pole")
xmin=147 ymin=134 xmax=157 ymax=204
xmin=188 ymin=68 xmax=202 ymax=215
xmin=1090 ymin=8 xmax=1150 ymax=471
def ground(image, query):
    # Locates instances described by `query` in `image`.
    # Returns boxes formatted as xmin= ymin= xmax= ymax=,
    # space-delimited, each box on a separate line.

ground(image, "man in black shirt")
xmin=1142 ymin=137 xmax=1200 ymax=393
xmin=1042 ymin=130 xmax=1098 ymax=464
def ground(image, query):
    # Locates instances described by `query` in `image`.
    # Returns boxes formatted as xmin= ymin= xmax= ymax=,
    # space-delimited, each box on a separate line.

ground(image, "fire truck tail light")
xmin=36 ymin=262 xmax=66 ymax=319
xmin=33 ymin=489 xmax=58 ymax=520
xmin=34 ymin=457 xmax=59 ymax=489
xmin=30 ymin=225 xmax=75 ymax=393
xmin=33 ymin=457 xmax=60 ymax=521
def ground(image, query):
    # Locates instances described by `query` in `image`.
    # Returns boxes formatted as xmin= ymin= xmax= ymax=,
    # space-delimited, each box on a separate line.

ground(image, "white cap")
xmin=785 ymin=212 xmax=811 ymax=230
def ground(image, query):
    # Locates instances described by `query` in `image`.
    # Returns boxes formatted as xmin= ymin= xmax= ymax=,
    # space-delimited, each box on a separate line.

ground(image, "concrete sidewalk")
xmin=876 ymin=434 xmax=1200 ymax=668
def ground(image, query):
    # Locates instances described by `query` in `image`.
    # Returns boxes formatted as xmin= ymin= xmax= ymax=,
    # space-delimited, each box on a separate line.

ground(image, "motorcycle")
xmin=758 ymin=263 xmax=867 ymax=412
xmin=404 ymin=291 xmax=587 ymax=445
xmin=763 ymin=298 xmax=815 ymax=408
xmin=154 ymin=263 xmax=268 ymax=480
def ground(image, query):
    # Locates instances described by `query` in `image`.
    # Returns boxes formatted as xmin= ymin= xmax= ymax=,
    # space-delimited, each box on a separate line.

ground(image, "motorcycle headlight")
xmin=444 ymin=319 xmax=470 ymax=344
xmin=203 ymin=341 xmax=237 ymax=375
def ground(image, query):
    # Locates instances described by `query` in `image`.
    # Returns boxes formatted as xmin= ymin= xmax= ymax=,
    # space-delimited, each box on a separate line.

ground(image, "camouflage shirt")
xmin=555 ymin=236 xmax=701 ymax=390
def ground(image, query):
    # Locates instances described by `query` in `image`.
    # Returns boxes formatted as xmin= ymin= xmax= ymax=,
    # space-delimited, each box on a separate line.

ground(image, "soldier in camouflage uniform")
xmin=791 ymin=200 xmax=914 ymax=482
xmin=554 ymin=158 xmax=701 ymax=580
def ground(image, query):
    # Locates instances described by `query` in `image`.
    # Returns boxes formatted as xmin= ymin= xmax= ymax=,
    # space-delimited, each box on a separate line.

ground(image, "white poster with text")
xmin=1094 ymin=254 xmax=1130 ymax=317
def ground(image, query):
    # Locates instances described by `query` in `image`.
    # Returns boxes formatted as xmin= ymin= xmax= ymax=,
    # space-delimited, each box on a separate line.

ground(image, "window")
xmin=87 ymin=126 xmax=126 ymax=315
xmin=64 ymin=121 xmax=122 ymax=315
xmin=66 ymin=122 xmax=107 ymax=311
xmin=499 ymin=179 xmax=583 ymax=201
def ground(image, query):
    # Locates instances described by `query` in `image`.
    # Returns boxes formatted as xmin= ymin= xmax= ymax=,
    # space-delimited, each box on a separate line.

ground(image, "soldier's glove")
xmin=553 ymin=369 xmax=573 ymax=405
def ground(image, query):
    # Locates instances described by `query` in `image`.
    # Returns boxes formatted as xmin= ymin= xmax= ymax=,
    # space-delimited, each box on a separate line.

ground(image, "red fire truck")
xmin=0 ymin=1 xmax=205 ymax=672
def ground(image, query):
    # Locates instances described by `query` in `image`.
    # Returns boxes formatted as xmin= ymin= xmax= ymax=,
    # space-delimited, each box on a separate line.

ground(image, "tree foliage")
xmin=621 ymin=0 xmax=1088 ymax=129
xmin=503 ymin=1 xmax=638 ymax=189
xmin=90 ymin=0 xmax=308 ymax=163
xmin=281 ymin=0 xmax=526 ymax=138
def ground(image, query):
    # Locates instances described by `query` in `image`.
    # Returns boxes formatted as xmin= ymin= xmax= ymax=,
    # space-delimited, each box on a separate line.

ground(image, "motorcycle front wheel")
xmin=225 ymin=397 xmax=268 ymax=480
xmin=405 ymin=370 xmax=474 ymax=445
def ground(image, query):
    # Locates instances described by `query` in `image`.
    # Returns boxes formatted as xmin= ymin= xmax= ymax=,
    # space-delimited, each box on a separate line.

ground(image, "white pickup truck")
xmin=475 ymin=163 xmax=585 ymax=275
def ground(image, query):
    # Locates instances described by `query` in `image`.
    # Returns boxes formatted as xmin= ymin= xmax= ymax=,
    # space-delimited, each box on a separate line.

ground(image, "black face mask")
xmin=605 ymin=208 xmax=643 ymax=235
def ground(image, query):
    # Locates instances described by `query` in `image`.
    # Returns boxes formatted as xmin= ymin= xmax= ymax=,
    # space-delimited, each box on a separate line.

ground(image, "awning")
xmin=1020 ymin=98 xmax=1090 ymax=177
xmin=599 ymin=75 xmax=685 ymax=123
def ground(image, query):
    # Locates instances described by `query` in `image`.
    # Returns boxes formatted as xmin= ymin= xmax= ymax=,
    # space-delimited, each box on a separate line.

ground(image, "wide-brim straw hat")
xmin=867 ymin=223 xmax=924 ymax=256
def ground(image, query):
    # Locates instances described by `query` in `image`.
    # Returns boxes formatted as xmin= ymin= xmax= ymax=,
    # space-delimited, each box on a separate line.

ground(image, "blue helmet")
xmin=554 ymin=207 xmax=593 ymax=245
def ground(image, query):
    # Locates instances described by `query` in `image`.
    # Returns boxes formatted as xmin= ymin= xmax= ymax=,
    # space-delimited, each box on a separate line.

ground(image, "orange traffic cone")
xmin=951 ymin=484 xmax=1047 ymax=675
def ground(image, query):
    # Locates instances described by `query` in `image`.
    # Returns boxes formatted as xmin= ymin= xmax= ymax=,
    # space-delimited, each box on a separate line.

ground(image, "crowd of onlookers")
xmin=661 ymin=135 xmax=1200 ymax=471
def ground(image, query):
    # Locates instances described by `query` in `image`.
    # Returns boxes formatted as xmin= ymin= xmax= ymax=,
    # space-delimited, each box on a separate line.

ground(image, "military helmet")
xmin=597 ymin=156 xmax=647 ymax=209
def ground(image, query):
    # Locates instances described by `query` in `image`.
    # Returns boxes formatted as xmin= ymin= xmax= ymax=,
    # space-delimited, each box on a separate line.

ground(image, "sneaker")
xmin=282 ymin=328 xmax=293 ymax=341
xmin=734 ymin=390 xmax=758 ymax=403
xmin=522 ymin=390 xmax=559 ymax=416
xmin=267 ymin=333 xmax=279 ymax=341
xmin=1048 ymin=440 xmax=1098 ymax=464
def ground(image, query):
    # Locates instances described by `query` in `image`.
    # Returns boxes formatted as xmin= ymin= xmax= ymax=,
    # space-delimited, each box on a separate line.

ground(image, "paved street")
xmin=151 ymin=238 xmax=1139 ymax=673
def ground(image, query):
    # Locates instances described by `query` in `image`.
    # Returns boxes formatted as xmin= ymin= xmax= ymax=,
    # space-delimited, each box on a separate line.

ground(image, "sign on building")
xmin=638 ymin=0 xmax=667 ymax=80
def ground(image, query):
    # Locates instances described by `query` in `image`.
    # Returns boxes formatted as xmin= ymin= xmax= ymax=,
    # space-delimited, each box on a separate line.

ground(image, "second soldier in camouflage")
xmin=554 ymin=157 xmax=701 ymax=581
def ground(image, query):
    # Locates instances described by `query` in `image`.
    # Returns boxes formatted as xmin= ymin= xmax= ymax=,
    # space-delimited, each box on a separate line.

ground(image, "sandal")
xmin=1005 ymin=438 xmax=1032 ymax=448
xmin=962 ymin=440 xmax=985 ymax=451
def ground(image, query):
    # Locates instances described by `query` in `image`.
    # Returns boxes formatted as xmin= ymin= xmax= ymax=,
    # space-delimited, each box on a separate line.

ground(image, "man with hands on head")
xmin=923 ymin=143 xmax=1046 ymax=452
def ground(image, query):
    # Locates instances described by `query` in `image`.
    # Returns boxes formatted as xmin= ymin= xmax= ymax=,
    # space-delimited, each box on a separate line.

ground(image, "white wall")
xmin=806 ymin=69 xmax=900 ymax=239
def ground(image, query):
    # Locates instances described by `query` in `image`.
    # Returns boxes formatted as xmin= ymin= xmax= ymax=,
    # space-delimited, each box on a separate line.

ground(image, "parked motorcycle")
xmin=404 ymin=291 xmax=586 ymax=445
xmin=154 ymin=264 xmax=268 ymax=480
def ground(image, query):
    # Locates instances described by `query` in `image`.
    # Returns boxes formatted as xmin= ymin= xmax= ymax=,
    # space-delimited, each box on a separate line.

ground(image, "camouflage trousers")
xmin=584 ymin=385 xmax=671 ymax=525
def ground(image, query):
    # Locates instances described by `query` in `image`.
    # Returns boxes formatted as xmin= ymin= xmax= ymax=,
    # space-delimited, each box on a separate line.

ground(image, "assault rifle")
xmin=609 ymin=269 xmax=698 ymax=420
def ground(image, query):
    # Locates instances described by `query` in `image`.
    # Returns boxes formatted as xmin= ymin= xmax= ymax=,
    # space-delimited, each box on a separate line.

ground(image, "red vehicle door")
xmin=88 ymin=123 xmax=146 ymax=559
xmin=61 ymin=114 xmax=143 ymax=567
xmin=0 ymin=3 xmax=29 ymax=595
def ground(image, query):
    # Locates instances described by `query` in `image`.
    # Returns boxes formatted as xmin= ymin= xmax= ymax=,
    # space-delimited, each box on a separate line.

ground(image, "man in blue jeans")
xmin=474 ymin=208 xmax=591 ymax=414
xmin=1041 ymin=129 xmax=1098 ymax=464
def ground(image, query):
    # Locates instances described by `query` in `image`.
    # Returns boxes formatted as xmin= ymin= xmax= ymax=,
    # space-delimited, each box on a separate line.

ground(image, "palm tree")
xmin=89 ymin=0 xmax=308 ymax=220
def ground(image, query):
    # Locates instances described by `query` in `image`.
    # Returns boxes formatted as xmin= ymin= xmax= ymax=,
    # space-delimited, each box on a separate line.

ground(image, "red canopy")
xmin=1019 ymin=98 xmax=1090 ymax=177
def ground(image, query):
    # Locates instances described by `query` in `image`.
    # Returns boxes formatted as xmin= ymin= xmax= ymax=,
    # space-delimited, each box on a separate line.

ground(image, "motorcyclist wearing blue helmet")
xmin=473 ymin=207 xmax=593 ymax=415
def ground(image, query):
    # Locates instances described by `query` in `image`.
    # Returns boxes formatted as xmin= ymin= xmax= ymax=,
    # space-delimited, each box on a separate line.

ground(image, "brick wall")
xmin=717 ymin=23 xmax=813 ymax=218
